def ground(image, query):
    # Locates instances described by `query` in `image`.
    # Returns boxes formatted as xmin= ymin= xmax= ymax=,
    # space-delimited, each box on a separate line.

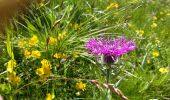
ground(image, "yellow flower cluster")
xmin=159 ymin=67 xmax=168 ymax=74
xmin=5 ymin=59 xmax=21 ymax=86
xmin=24 ymin=49 xmax=31 ymax=58
xmin=18 ymin=40 xmax=26 ymax=48
xmin=6 ymin=59 xmax=17 ymax=73
xmin=36 ymin=59 xmax=51 ymax=79
xmin=17 ymin=35 xmax=39 ymax=48
xmin=58 ymin=31 xmax=67 ymax=41
xmin=76 ymin=81 xmax=86 ymax=91
xmin=48 ymin=37 xmax=57 ymax=45
xmin=29 ymin=35 xmax=39 ymax=47
xmin=31 ymin=50 xmax=41 ymax=58
xmin=24 ymin=50 xmax=41 ymax=59
xmin=136 ymin=29 xmax=144 ymax=37
xmin=54 ymin=53 xmax=67 ymax=59
xmin=7 ymin=71 xmax=21 ymax=86
xmin=5 ymin=60 xmax=21 ymax=86
xmin=106 ymin=2 xmax=119 ymax=10
xmin=73 ymin=52 xmax=80 ymax=59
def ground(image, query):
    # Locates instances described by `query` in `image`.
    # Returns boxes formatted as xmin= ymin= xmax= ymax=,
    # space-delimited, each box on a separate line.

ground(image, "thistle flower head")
xmin=85 ymin=36 xmax=137 ymax=63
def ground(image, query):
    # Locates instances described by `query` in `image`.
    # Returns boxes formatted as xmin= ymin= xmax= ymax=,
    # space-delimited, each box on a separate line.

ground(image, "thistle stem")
xmin=106 ymin=66 xmax=111 ymax=84
xmin=106 ymin=64 xmax=111 ymax=100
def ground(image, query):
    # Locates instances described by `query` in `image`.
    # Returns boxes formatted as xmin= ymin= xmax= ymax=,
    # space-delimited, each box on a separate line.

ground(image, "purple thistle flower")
xmin=85 ymin=36 xmax=137 ymax=64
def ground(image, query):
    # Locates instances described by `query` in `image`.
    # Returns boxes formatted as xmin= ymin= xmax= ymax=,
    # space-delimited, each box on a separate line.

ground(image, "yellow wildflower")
xmin=46 ymin=93 xmax=55 ymax=100
xmin=136 ymin=30 xmax=144 ymax=37
xmin=36 ymin=59 xmax=51 ymax=78
xmin=152 ymin=51 xmax=159 ymax=57
xmin=42 ymin=65 xmax=51 ymax=77
xmin=6 ymin=59 xmax=17 ymax=73
xmin=73 ymin=52 xmax=80 ymax=59
xmin=152 ymin=16 xmax=157 ymax=20
xmin=29 ymin=35 xmax=39 ymax=47
xmin=31 ymin=50 xmax=41 ymax=58
xmin=54 ymin=53 xmax=62 ymax=59
xmin=54 ymin=53 xmax=66 ymax=59
xmin=76 ymin=81 xmax=86 ymax=91
xmin=106 ymin=2 xmax=119 ymax=10
xmin=48 ymin=37 xmax=57 ymax=45
xmin=151 ymin=23 xmax=157 ymax=28
xmin=159 ymin=67 xmax=168 ymax=74
xmin=41 ymin=59 xmax=51 ymax=67
xmin=58 ymin=34 xmax=62 ymax=40
xmin=18 ymin=40 xmax=26 ymax=48
xmin=7 ymin=71 xmax=21 ymax=86
xmin=36 ymin=68 xmax=44 ymax=76
xmin=24 ymin=49 xmax=31 ymax=59
xmin=36 ymin=66 xmax=51 ymax=79
xmin=58 ymin=31 xmax=67 ymax=41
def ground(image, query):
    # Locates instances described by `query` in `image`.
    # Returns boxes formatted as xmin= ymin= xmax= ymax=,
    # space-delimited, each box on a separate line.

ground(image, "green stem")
xmin=106 ymin=64 xmax=111 ymax=100
xmin=106 ymin=66 xmax=111 ymax=84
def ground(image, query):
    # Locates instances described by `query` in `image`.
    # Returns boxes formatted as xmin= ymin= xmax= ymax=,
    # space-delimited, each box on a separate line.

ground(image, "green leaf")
xmin=6 ymin=30 xmax=14 ymax=59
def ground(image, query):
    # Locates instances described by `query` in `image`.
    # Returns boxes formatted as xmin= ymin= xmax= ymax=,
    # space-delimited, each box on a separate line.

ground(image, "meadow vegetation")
xmin=0 ymin=0 xmax=170 ymax=99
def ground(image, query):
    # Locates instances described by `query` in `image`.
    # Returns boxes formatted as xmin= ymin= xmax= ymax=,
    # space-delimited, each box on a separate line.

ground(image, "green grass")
xmin=0 ymin=0 xmax=170 ymax=99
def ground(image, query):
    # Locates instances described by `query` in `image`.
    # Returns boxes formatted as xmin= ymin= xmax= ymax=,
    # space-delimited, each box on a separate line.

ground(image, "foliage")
xmin=0 ymin=0 xmax=170 ymax=99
